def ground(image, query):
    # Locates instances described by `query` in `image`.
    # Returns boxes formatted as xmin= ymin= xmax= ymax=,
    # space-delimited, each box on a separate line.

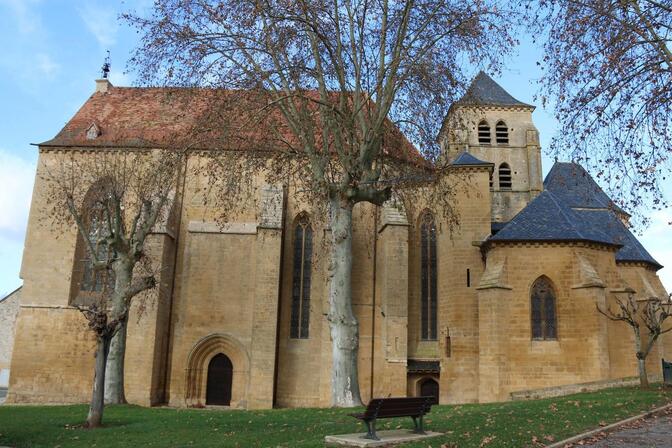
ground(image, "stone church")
xmin=7 ymin=73 xmax=670 ymax=409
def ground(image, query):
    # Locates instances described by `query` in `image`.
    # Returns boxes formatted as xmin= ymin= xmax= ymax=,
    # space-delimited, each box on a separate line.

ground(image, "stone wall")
xmin=476 ymin=243 xmax=649 ymax=402
xmin=0 ymin=287 xmax=21 ymax=387
xmin=510 ymin=376 xmax=642 ymax=401
xmin=8 ymin=151 xmax=92 ymax=404
xmin=9 ymin=146 xmax=669 ymax=409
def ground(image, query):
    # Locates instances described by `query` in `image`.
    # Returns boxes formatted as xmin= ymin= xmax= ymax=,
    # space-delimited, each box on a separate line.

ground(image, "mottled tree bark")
xmin=105 ymin=259 xmax=134 ymax=404
xmin=328 ymin=196 xmax=362 ymax=407
xmin=104 ymin=321 xmax=127 ymax=404
xmin=633 ymin=326 xmax=650 ymax=388
xmin=86 ymin=335 xmax=112 ymax=428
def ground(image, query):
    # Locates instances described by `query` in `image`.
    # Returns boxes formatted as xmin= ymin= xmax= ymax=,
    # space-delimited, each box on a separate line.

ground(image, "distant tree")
xmin=597 ymin=293 xmax=672 ymax=388
xmin=125 ymin=0 xmax=516 ymax=406
xmin=43 ymin=150 xmax=181 ymax=427
xmin=526 ymin=0 xmax=672 ymax=219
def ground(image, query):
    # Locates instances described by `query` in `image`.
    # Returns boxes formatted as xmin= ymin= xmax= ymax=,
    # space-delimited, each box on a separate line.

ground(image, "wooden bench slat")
xmin=350 ymin=396 xmax=435 ymax=441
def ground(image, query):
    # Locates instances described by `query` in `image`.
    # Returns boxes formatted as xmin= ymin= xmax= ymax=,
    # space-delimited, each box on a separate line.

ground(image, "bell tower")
xmin=440 ymin=72 xmax=543 ymax=223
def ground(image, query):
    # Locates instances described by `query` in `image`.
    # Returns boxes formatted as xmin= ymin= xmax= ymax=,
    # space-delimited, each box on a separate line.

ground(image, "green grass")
xmin=0 ymin=385 xmax=670 ymax=448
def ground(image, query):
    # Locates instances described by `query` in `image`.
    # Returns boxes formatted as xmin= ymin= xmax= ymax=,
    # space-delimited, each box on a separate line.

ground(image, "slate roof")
xmin=457 ymin=71 xmax=533 ymax=108
xmin=451 ymin=151 xmax=492 ymax=166
xmin=544 ymin=163 xmax=626 ymax=214
xmin=573 ymin=209 xmax=662 ymax=268
xmin=490 ymin=190 xmax=615 ymax=246
xmin=490 ymin=162 xmax=662 ymax=270
xmin=38 ymin=86 xmax=425 ymax=165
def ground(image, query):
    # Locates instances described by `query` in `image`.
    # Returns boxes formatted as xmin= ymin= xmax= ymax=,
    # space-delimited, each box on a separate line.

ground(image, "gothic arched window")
xmin=498 ymin=163 xmax=512 ymax=190
xmin=478 ymin=120 xmax=491 ymax=145
xmin=70 ymin=185 xmax=115 ymax=305
xmin=531 ymin=276 xmax=557 ymax=340
xmin=290 ymin=213 xmax=313 ymax=339
xmin=495 ymin=121 xmax=509 ymax=144
xmin=420 ymin=211 xmax=438 ymax=340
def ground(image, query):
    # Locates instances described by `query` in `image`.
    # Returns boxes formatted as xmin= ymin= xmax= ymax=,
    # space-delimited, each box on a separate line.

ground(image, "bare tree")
xmin=42 ymin=149 xmax=181 ymax=426
xmin=525 ymin=0 xmax=672 ymax=221
xmin=124 ymin=0 xmax=516 ymax=406
xmin=597 ymin=293 xmax=672 ymax=388
xmin=75 ymin=303 xmax=131 ymax=428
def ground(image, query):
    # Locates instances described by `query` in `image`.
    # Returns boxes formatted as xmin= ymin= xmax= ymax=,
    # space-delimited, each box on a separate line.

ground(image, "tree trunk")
xmin=105 ymin=259 xmax=133 ymax=404
xmin=86 ymin=335 xmax=112 ymax=428
xmin=327 ymin=195 xmax=363 ymax=407
xmin=637 ymin=356 xmax=650 ymax=389
xmin=105 ymin=320 xmax=127 ymax=404
xmin=633 ymin=328 xmax=650 ymax=388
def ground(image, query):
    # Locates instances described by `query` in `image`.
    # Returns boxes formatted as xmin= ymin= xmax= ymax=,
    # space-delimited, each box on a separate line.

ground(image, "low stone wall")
xmin=510 ymin=375 xmax=662 ymax=401
xmin=0 ymin=287 xmax=21 ymax=388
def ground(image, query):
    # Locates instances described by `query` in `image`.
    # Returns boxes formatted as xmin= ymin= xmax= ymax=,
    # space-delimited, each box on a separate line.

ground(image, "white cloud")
xmin=638 ymin=208 xmax=672 ymax=293
xmin=79 ymin=3 xmax=118 ymax=47
xmin=108 ymin=69 xmax=131 ymax=86
xmin=0 ymin=0 xmax=42 ymax=35
xmin=0 ymin=150 xmax=35 ymax=240
xmin=0 ymin=233 xmax=24 ymax=294
xmin=36 ymin=53 xmax=59 ymax=77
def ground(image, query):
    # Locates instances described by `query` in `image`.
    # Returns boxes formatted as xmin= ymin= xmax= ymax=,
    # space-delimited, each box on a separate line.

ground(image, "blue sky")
xmin=0 ymin=0 xmax=670 ymax=297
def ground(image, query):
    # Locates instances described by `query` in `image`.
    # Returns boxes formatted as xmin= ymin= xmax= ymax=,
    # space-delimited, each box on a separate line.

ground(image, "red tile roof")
xmin=40 ymin=86 xmax=425 ymax=165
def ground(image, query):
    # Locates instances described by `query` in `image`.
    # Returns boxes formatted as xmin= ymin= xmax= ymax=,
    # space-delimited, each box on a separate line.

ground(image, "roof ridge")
xmin=545 ymin=191 xmax=582 ymax=236
xmin=457 ymin=72 xmax=533 ymax=108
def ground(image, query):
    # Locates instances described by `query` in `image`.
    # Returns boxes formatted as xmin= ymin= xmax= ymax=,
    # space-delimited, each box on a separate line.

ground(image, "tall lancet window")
xmin=420 ymin=211 xmax=438 ymax=340
xmin=531 ymin=276 xmax=558 ymax=340
xmin=70 ymin=184 xmax=115 ymax=305
xmin=290 ymin=213 xmax=313 ymax=339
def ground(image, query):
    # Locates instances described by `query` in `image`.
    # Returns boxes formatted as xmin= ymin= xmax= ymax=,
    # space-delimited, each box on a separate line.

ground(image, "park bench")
xmin=349 ymin=396 xmax=434 ymax=441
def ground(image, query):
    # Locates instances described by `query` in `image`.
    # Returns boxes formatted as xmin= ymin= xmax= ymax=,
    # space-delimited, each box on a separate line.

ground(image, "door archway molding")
xmin=184 ymin=333 xmax=250 ymax=408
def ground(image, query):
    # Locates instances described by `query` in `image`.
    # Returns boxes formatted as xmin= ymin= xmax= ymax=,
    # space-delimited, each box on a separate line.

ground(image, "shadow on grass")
xmin=0 ymin=386 xmax=671 ymax=448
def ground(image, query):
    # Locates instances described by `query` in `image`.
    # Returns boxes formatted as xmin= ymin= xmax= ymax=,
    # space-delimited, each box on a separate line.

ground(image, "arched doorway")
xmin=419 ymin=378 xmax=439 ymax=404
xmin=206 ymin=354 xmax=233 ymax=405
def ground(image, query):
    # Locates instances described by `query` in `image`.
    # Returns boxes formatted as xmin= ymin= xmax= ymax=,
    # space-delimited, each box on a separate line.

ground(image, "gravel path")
xmin=573 ymin=408 xmax=672 ymax=447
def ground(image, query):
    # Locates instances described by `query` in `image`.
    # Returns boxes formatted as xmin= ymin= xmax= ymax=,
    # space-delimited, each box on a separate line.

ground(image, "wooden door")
xmin=420 ymin=378 xmax=439 ymax=404
xmin=206 ymin=354 xmax=233 ymax=405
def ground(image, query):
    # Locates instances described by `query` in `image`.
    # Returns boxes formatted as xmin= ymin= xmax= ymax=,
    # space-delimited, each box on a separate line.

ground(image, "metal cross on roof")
xmin=101 ymin=50 xmax=111 ymax=79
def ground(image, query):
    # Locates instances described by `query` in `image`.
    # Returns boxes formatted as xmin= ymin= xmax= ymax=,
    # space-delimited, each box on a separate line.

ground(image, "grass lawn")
xmin=0 ymin=385 xmax=670 ymax=448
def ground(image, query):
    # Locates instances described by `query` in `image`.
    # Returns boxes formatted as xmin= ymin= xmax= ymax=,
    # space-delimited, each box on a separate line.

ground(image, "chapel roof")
xmin=456 ymin=71 xmax=534 ymax=109
xmin=38 ymin=85 xmax=425 ymax=165
xmin=544 ymin=162 xmax=626 ymax=214
xmin=489 ymin=190 xmax=615 ymax=246
xmin=490 ymin=162 xmax=662 ymax=270
xmin=451 ymin=151 xmax=492 ymax=166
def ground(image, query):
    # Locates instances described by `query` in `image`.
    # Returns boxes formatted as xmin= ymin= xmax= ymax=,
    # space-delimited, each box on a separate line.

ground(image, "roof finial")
xmin=101 ymin=50 xmax=111 ymax=79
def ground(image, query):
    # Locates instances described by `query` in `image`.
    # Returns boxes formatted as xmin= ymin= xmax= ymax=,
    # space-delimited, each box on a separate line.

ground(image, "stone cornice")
xmin=484 ymin=240 xmax=620 ymax=253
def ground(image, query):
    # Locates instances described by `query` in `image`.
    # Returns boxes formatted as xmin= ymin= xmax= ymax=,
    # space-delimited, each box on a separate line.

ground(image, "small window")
xmin=420 ymin=211 xmax=438 ymax=341
xmin=495 ymin=121 xmax=509 ymax=144
xmin=290 ymin=213 xmax=313 ymax=339
xmin=499 ymin=163 xmax=512 ymax=190
xmin=477 ymin=120 xmax=491 ymax=145
xmin=531 ymin=276 xmax=557 ymax=340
